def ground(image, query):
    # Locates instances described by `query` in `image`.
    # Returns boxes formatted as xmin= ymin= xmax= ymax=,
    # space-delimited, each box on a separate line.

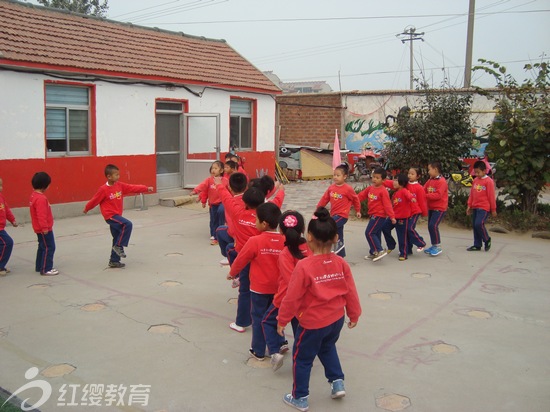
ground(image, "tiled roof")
xmin=0 ymin=0 xmax=280 ymax=94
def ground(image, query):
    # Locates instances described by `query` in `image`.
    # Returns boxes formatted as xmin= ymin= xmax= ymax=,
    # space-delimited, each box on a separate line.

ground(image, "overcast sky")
xmin=29 ymin=0 xmax=550 ymax=91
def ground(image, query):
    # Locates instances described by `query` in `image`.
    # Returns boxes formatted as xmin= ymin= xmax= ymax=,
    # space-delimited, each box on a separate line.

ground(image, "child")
xmin=225 ymin=153 xmax=248 ymax=179
xmin=262 ymin=210 xmax=311 ymax=371
xmin=0 ymin=178 xmax=18 ymax=276
xmin=83 ymin=164 xmax=153 ymax=268
xmin=405 ymin=167 xmax=428 ymax=254
xmin=223 ymin=160 xmax=239 ymax=178
xmin=29 ymin=172 xmax=57 ymax=276
xmin=228 ymin=202 xmax=285 ymax=361
xmin=357 ymin=167 xmax=396 ymax=262
xmin=466 ymin=160 xmax=497 ymax=251
xmin=316 ymin=164 xmax=361 ymax=257
xmin=191 ymin=160 xmax=224 ymax=245
xmin=423 ymin=161 xmax=448 ymax=256
xmin=277 ymin=207 xmax=361 ymax=411
xmin=381 ymin=174 xmax=414 ymax=261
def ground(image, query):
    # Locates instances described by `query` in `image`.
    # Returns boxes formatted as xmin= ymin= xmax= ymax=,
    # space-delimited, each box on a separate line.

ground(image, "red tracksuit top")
xmin=84 ymin=181 xmax=148 ymax=220
xmin=407 ymin=182 xmax=428 ymax=216
xmin=391 ymin=188 xmax=414 ymax=219
xmin=357 ymin=185 xmax=395 ymax=219
xmin=0 ymin=193 xmax=16 ymax=231
xmin=217 ymin=185 xmax=243 ymax=238
xmin=317 ymin=183 xmax=361 ymax=219
xmin=29 ymin=191 xmax=54 ymax=233
xmin=229 ymin=231 xmax=286 ymax=294
xmin=273 ymin=243 xmax=312 ymax=308
xmin=278 ymin=253 xmax=362 ymax=329
xmin=192 ymin=176 xmax=222 ymax=206
xmin=424 ymin=176 xmax=449 ymax=211
xmin=468 ymin=175 xmax=497 ymax=212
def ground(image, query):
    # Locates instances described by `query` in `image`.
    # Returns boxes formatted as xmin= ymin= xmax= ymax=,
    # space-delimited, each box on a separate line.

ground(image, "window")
xmin=45 ymin=84 xmax=90 ymax=155
xmin=230 ymin=99 xmax=253 ymax=150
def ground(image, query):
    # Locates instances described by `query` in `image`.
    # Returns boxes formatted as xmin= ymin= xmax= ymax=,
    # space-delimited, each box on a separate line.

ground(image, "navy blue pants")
xmin=471 ymin=208 xmax=490 ymax=248
xmin=382 ymin=218 xmax=409 ymax=258
xmin=332 ymin=215 xmax=347 ymax=257
xmin=365 ymin=216 xmax=388 ymax=254
xmin=407 ymin=214 xmax=426 ymax=254
xmin=0 ymin=230 xmax=14 ymax=270
xmin=292 ymin=316 xmax=345 ymax=399
xmin=35 ymin=231 xmax=55 ymax=273
xmin=106 ymin=215 xmax=132 ymax=263
xmin=235 ymin=263 xmax=251 ymax=328
xmin=209 ymin=204 xmax=224 ymax=237
xmin=262 ymin=303 xmax=295 ymax=356
xmin=215 ymin=225 xmax=233 ymax=258
xmin=250 ymin=292 xmax=274 ymax=357
xmin=428 ymin=210 xmax=446 ymax=246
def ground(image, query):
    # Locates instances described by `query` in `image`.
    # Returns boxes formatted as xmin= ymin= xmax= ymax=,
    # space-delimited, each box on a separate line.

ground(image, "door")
xmin=183 ymin=113 xmax=220 ymax=187
xmin=155 ymin=102 xmax=184 ymax=190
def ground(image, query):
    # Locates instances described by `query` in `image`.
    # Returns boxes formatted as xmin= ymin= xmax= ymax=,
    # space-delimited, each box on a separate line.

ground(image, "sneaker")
xmin=416 ymin=246 xmax=425 ymax=253
xmin=334 ymin=240 xmax=345 ymax=254
xmin=219 ymin=257 xmax=229 ymax=266
xmin=279 ymin=341 xmax=289 ymax=354
xmin=429 ymin=246 xmax=442 ymax=256
xmin=387 ymin=249 xmax=393 ymax=254
xmin=231 ymin=277 xmax=240 ymax=288
xmin=485 ymin=238 xmax=492 ymax=252
xmin=424 ymin=246 xmax=434 ymax=254
xmin=248 ymin=348 xmax=265 ymax=361
xmin=372 ymin=249 xmax=388 ymax=262
xmin=283 ymin=394 xmax=309 ymax=412
xmin=210 ymin=236 xmax=215 ymax=241
xmin=398 ymin=256 xmax=407 ymax=261
xmin=364 ymin=254 xmax=376 ymax=260
xmin=41 ymin=268 xmax=59 ymax=276
xmin=229 ymin=322 xmax=245 ymax=333
xmin=466 ymin=246 xmax=481 ymax=251
xmin=271 ymin=353 xmax=284 ymax=371
xmin=330 ymin=379 xmax=346 ymax=399
xmin=210 ymin=239 xmax=218 ymax=245
xmin=108 ymin=261 xmax=125 ymax=269
xmin=112 ymin=245 xmax=126 ymax=258
xmin=0 ymin=268 xmax=9 ymax=276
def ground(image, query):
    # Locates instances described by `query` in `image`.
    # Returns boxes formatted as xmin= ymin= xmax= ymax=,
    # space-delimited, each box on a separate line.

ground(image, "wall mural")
xmin=344 ymin=119 xmax=391 ymax=153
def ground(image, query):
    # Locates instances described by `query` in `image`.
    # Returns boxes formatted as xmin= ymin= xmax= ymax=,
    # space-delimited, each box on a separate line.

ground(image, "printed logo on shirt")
xmin=475 ymin=184 xmax=486 ymax=192
xmin=109 ymin=191 xmax=123 ymax=200
xmin=330 ymin=191 xmax=343 ymax=200
xmin=0 ymin=203 xmax=4 ymax=211
xmin=393 ymin=197 xmax=402 ymax=206
xmin=260 ymin=248 xmax=282 ymax=255
xmin=368 ymin=193 xmax=379 ymax=201
xmin=237 ymin=218 xmax=256 ymax=228
xmin=314 ymin=272 xmax=345 ymax=283
xmin=427 ymin=187 xmax=437 ymax=193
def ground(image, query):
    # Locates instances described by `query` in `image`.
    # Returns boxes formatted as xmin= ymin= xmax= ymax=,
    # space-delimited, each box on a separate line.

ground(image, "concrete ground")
xmin=0 ymin=180 xmax=549 ymax=412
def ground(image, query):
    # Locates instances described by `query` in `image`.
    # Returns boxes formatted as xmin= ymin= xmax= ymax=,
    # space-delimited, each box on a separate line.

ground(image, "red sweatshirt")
xmin=317 ymin=183 xmax=361 ymax=219
xmin=391 ymin=188 xmax=414 ymax=219
xmin=29 ymin=191 xmax=53 ymax=233
xmin=407 ymin=182 xmax=428 ymax=216
xmin=357 ymin=185 xmax=395 ymax=219
xmin=192 ymin=176 xmax=222 ymax=206
xmin=278 ymin=253 xmax=362 ymax=329
xmin=0 ymin=193 xmax=16 ymax=230
xmin=217 ymin=185 xmax=243 ymax=238
xmin=273 ymin=243 xmax=312 ymax=308
xmin=424 ymin=176 xmax=448 ymax=211
xmin=230 ymin=231 xmax=286 ymax=294
xmin=468 ymin=175 xmax=497 ymax=212
xmin=84 ymin=181 xmax=149 ymax=220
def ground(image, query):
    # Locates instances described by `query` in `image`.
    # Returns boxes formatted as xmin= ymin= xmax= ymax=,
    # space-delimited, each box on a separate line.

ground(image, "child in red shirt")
xmin=357 ymin=167 xmax=396 ymax=262
xmin=83 ymin=164 xmax=152 ymax=269
xmin=466 ymin=160 xmax=497 ymax=251
xmin=277 ymin=207 xmax=361 ymax=411
xmin=0 ymin=178 xmax=18 ymax=276
xmin=423 ymin=161 xmax=448 ymax=256
xmin=317 ymin=164 xmax=361 ymax=257
xmin=228 ymin=202 xmax=285 ymax=361
xmin=191 ymin=160 xmax=224 ymax=245
xmin=262 ymin=210 xmax=312 ymax=371
xmin=29 ymin=172 xmax=58 ymax=276
xmin=405 ymin=167 xmax=428 ymax=254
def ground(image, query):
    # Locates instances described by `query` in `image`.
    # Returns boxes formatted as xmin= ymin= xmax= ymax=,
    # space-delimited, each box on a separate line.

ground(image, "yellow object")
xmin=300 ymin=149 xmax=333 ymax=180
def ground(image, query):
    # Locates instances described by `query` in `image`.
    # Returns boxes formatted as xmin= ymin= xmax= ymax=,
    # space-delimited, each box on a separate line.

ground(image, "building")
xmin=0 ymin=0 xmax=281 ymax=210
xmin=263 ymin=71 xmax=332 ymax=94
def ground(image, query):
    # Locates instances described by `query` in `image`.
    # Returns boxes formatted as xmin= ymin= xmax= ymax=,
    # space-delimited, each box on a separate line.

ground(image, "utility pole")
xmin=464 ymin=0 xmax=476 ymax=88
xmin=397 ymin=27 xmax=424 ymax=90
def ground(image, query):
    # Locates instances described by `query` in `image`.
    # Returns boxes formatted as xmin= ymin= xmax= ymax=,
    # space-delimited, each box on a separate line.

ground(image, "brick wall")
xmin=277 ymin=94 xmax=342 ymax=147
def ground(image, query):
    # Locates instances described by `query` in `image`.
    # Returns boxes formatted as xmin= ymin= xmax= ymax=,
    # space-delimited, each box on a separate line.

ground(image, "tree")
xmin=35 ymin=0 xmax=109 ymax=17
xmin=384 ymin=84 xmax=474 ymax=180
xmin=473 ymin=59 xmax=550 ymax=213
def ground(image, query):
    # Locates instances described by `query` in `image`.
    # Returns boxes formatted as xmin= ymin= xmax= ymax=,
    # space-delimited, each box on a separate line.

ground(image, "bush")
xmin=446 ymin=188 xmax=472 ymax=228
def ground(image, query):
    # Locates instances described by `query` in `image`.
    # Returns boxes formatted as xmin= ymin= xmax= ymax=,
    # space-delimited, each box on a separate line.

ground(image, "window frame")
xmin=229 ymin=97 xmax=256 ymax=151
xmin=44 ymin=81 xmax=96 ymax=157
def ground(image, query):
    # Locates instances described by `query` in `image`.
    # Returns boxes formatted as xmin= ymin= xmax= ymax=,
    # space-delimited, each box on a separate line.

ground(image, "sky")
xmin=28 ymin=0 xmax=550 ymax=91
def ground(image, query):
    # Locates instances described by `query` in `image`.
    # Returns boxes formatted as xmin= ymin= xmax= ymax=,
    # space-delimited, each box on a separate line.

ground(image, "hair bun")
xmin=314 ymin=207 xmax=331 ymax=222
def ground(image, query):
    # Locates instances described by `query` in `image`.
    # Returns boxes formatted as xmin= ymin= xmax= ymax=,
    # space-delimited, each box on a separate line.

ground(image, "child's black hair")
xmin=308 ymin=207 xmax=337 ymax=244
xmin=335 ymin=163 xmax=349 ymax=176
xmin=224 ymin=152 xmax=234 ymax=160
xmin=473 ymin=160 xmax=486 ymax=171
xmin=429 ymin=161 xmax=443 ymax=175
xmin=248 ymin=175 xmax=276 ymax=197
xmin=104 ymin=164 xmax=119 ymax=177
xmin=242 ymin=187 xmax=265 ymax=210
xmin=372 ymin=167 xmax=387 ymax=179
xmin=409 ymin=166 xmax=422 ymax=179
xmin=280 ymin=210 xmax=307 ymax=260
xmin=225 ymin=160 xmax=238 ymax=171
xmin=257 ymin=202 xmax=281 ymax=230
xmin=31 ymin=172 xmax=51 ymax=190
xmin=396 ymin=173 xmax=408 ymax=188
xmin=228 ymin=172 xmax=248 ymax=194
xmin=210 ymin=160 xmax=224 ymax=174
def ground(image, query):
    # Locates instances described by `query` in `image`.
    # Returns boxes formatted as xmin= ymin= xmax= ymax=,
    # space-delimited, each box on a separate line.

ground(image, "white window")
xmin=229 ymin=99 xmax=253 ymax=151
xmin=45 ymin=85 xmax=90 ymax=155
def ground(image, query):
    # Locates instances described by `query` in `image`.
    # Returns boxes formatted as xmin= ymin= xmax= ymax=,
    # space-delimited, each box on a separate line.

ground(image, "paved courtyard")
xmin=0 ymin=180 xmax=549 ymax=411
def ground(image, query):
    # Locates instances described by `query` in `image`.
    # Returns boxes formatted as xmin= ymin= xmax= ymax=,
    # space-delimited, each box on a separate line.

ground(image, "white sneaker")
xmin=372 ymin=250 xmax=388 ymax=262
xmin=271 ymin=353 xmax=284 ymax=371
xmin=229 ymin=322 xmax=245 ymax=333
xmin=210 ymin=236 xmax=215 ymax=240
xmin=219 ymin=257 xmax=229 ymax=266
xmin=41 ymin=268 xmax=59 ymax=276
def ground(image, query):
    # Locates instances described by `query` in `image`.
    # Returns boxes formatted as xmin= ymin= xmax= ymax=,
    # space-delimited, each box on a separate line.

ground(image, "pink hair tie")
xmin=283 ymin=215 xmax=298 ymax=228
